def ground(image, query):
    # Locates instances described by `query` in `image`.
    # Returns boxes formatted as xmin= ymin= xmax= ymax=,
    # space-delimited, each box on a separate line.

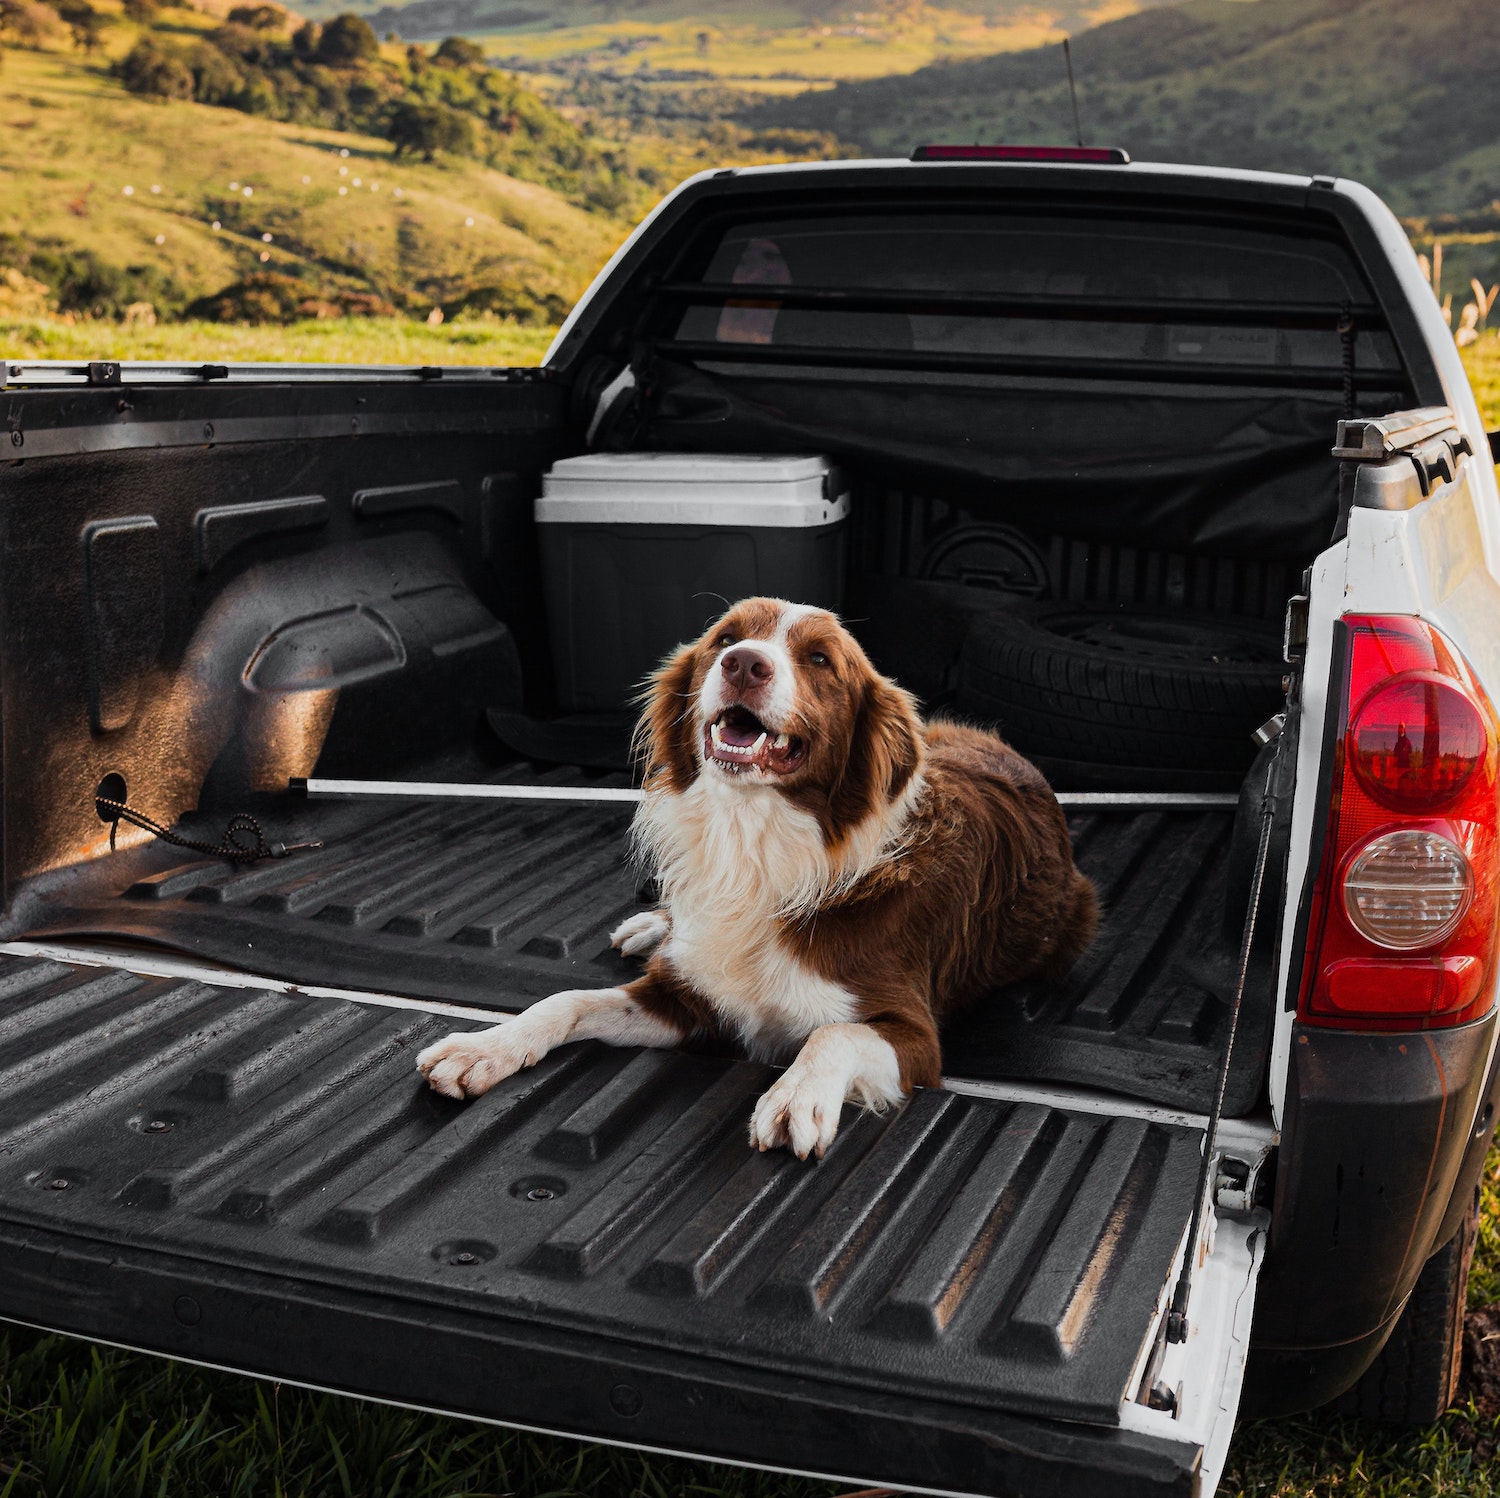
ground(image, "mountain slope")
xmin=749 ymin=0 xmax=1500 ymax=213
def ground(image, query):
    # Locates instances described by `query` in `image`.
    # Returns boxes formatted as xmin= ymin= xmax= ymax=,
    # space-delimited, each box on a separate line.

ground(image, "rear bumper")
xmin=1244 ymin=1010 xmax=1497 ymax=1414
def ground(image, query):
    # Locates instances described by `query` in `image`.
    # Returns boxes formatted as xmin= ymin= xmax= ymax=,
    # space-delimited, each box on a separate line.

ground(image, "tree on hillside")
xmin=316 ymin=12 xmax=376 ymax=65
xmin=0 ymin=0 xmax=64 ymax=46
xmin=118 ymin=35 xmax=194 ymax=96
xmin=388 ymin=99 xmax=472 ymax=160
xmin=121 ymin=0 xmax=159 ymax=25
xmin=181 ymin=38 xmax=248 ymax=103
xmin=433 ymin=34 xmax=482 ymax=67
xmin=227 ymin=4 xmax=286 ymax=30
xmin=211 ymin=21 xmax=279 ymax=66
xmin=58 ymin=0 xmax=106 ymax=53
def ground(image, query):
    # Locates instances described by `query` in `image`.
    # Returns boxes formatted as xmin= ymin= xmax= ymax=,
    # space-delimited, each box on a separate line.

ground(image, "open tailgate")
xmin=0 ymin=948 xmax=1264 ymax=1497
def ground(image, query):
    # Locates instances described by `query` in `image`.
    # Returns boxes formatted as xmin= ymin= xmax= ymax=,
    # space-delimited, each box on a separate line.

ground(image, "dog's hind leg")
xmin=417 ymin=977 xmax=687 ymax=1100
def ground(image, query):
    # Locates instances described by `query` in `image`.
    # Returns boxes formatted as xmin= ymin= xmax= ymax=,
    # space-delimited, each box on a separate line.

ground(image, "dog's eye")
xmin=716 ymin=633 xmax=735 ymax=648
xmin=808 ymin=651 xmax=830 ymax=667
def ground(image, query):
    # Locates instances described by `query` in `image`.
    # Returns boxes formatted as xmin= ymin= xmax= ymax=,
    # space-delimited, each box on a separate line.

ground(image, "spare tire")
xmin=958 ymin=603 xmax=1287 ymax=774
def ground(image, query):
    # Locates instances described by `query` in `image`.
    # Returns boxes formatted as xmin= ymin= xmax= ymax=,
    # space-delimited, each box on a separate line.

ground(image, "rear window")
xmin=665 ymin=209 xmax=1399 ymax=376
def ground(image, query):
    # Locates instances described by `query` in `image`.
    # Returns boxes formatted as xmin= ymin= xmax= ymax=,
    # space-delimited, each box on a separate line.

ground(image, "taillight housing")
xmin=1298 ymin=615 xmax=1500 ymax=1030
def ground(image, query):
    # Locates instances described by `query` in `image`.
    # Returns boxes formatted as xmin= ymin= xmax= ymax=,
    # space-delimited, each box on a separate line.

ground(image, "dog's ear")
xmin=825 ymin=674 xmax=924 ymax=845
xmin=635 ymin=643 xmax=700 ymax=794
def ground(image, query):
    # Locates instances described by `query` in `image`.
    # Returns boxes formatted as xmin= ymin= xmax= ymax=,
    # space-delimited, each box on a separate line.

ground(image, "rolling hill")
xmin=351 ymin=0 xmax=1185 ymax=96
xmin=750 ymin=0 xmax=1500 ymax=215
xmin=0 ymin=36 xmax=624 ymax=319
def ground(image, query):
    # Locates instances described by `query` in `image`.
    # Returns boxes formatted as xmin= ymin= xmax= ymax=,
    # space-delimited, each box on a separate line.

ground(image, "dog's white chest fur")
xmin=636 ymin=780 xmax=856 ymax=1060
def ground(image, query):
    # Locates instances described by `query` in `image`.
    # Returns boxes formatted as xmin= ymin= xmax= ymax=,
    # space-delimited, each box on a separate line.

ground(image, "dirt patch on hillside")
xmin=1453 ymin=1305 xmax=1500 ymax=1456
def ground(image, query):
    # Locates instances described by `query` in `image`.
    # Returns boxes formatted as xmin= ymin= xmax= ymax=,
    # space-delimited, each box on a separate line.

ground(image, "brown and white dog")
xmin=417 ymin=597 xmax=1097 ymax=1158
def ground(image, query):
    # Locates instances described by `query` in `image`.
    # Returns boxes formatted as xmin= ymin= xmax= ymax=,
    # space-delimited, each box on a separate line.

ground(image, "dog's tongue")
xmin=719 ymin=717 xmax=762 ymax=748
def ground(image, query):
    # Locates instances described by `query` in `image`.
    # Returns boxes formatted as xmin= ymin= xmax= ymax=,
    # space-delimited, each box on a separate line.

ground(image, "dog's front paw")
xmin=416 ymin=1027 xmax=535 ymax=1099
xmin=749 ymin=1067 xmax=846 ymax=1160
xmin=610 ymin=909 xmax=670 ymax=958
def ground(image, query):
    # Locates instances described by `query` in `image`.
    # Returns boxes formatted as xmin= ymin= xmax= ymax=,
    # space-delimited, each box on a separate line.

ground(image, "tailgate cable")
xmin=1163 ymin=788 xmax=1276 ymax=1347
xmin=95 ymin=796 xmax=322 ymax=862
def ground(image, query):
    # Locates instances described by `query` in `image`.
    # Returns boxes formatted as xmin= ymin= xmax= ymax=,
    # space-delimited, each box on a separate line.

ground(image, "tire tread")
xmin=959 ymin=605 xmax=1286 ymax=771
xmin=1333 ymin=1199 xmax=1477 ymax=1424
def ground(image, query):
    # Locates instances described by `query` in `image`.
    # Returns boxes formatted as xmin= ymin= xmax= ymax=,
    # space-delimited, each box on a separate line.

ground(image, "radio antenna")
xmin=1063 ymin=37 xmax=1084 ymax=148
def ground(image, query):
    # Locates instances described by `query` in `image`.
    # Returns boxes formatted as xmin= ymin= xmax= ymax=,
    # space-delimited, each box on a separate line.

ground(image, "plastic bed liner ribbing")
xmin=0 ymin=950 xmax=1202 ymax=1435
xmin=16 ymin=767 xmax=1257 ymax=1112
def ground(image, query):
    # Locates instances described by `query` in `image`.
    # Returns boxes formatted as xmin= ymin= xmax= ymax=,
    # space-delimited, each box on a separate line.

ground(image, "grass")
xmin=1461 ymin=330 xmax=1500 ymax=426
xmin=0 ymin=312 xmax=556 ymax=364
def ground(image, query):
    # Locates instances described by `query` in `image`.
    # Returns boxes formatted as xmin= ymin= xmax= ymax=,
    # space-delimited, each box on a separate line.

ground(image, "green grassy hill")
xmin=750 ymin=0 xmax=1500 ymax=215
xmin=0 ymin=0 xmax=870 ymax=328
xmin=0 ymin=25 xmax=628 ymax=320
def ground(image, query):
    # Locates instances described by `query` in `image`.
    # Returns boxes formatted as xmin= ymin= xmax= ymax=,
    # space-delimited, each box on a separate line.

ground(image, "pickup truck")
xmin=1 ymin=150 xmax=1497 ymax=1498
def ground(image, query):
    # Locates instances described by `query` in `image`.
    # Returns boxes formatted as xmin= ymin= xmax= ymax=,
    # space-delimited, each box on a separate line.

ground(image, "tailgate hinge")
xmin=1213 ymin=1139 xmax=1275 ymax=1215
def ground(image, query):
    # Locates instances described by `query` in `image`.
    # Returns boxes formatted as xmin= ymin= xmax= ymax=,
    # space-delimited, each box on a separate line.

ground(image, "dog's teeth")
xmin=774 ymin=733 xmax=790 ymax=750
xmin=710 ymin=722 xmax=724 ymax=748
xmin=751 ymin=732 xmax=767 ymax=754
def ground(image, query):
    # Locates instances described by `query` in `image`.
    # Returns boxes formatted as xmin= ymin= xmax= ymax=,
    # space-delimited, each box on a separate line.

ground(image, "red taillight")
xmin=1349 ymin=676 xmax=1486 ymax=810
xmin=909 ymin=144 xmax=1131 ymax=164
xmin=1298 ymin=616 xmax=1500 ymax=1030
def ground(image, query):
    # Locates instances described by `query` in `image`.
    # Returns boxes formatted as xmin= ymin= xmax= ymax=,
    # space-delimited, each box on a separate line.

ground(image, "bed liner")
xmin=0 ymin=946 xmax=1209 ymax=1494
xmin=12 ymin=763 xmax=1268 ymax=1114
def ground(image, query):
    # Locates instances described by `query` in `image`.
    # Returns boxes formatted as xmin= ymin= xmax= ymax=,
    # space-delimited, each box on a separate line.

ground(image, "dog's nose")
xmin=721 ymin=644 xmax=774 ymax=687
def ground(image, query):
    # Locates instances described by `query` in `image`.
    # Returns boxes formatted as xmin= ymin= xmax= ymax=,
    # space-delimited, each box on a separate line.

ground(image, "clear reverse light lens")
xmin=1343 ymin=829 xmax=1474 ymax=951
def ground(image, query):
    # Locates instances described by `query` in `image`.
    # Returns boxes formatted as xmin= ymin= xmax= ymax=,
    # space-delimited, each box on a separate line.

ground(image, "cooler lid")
xmin=546 ymin=452 xmax=832 ymax=485
xmin=538 ymin=451 xmax=848 ymax=528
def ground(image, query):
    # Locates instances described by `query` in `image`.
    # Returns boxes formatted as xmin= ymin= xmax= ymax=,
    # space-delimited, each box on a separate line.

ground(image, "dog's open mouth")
xmin=704 ymin=705 xmax=807 ymax=776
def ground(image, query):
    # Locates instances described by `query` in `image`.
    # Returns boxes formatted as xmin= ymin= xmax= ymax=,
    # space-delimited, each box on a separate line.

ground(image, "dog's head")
xmin=639 ymin=598 xmax=924 ymax=843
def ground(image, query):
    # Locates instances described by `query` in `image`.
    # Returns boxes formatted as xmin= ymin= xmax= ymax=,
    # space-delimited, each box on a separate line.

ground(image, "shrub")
xmin=121 ymin=0 xmax=159 ymax=25
xmin=0 ymin=0 xmax=64 ymax=46
xmin=446 ymin=281 xmax=570 ymax=326
xmin=432 ymin=34 xmax=483 ymax=67
xmin=182 ymin=38 xmax=245 ymax=103
xmin=234 ymin=71 xmax=280 ymax=115
xmin=388 ymin=100 xmax=473 ymax=159
xmin=0 ymin=236 xmax=183 ymax=317
xmin=118 ymin=37 xmax=194 ymax=98
xmin=209 ymin=20 xmax=278 ymax=66
xmin=226 ymin=3 xmax=284 ymax=29
xmin=0 ymin=266 xmax=55 ymax=317
xmin=57 ymin=0 xmax=106 ymax=52
xmin=184 ymin=272 xmax=397 ymax=322
xmin=315 ymin=11 xmax=376 ymax=66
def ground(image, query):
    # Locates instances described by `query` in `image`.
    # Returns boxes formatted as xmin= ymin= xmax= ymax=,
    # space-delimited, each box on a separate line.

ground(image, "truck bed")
xmin=16 ymin=772 xmax=1270 ymax=1114
xmin=0 ymin=946 xmax=1207 ymax=1495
